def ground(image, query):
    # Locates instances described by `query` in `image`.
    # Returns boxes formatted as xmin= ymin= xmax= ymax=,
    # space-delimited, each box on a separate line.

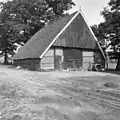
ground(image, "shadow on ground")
xmin=104 ymin=69 xmax=120 ymax=76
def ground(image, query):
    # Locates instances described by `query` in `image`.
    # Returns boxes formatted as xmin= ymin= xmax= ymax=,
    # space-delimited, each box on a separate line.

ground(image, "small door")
xmin=54 ymin=48 xmax=63 ymax=70
xmin=83 ymin=51 xmax=94 ymax=70
xmin=55 ymin=56 xmax=62 ymax=70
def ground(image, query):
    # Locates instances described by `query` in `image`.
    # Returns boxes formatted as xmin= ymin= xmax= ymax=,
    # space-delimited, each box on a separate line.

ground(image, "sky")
xmin=0 ymin=0 xmax=109 ymax=25
xmin=70 ymin=0 xmax=109 ymax=25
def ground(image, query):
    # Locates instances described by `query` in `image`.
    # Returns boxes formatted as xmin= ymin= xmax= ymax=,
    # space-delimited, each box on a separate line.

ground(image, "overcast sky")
xmin=0 ymin=0 xmax=109 ymax=25
xmin=71 ymin=0 xmax=109 ymax=25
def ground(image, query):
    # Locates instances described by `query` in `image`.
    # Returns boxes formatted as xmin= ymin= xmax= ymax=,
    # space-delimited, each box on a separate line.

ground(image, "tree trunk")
xmin=116 ymin=58 xmax=120 ymax=70
xmin=4 ymin=51 xmax=8 ymax=64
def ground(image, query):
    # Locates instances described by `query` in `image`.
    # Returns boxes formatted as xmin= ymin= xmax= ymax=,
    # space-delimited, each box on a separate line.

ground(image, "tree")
xmin=91 ymin=23 xmax=107 ymax=47
xmin=100 ymin=0 xmax=120 ymax=70
xmin=0 ymin=11 xmax=18 ymax=64
xmin=0 ymin=0 xmax=75 ymax=64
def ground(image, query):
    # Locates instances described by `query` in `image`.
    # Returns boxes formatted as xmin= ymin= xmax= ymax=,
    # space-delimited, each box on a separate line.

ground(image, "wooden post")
xmin=54 ymin=47 xmax=56 ymax=70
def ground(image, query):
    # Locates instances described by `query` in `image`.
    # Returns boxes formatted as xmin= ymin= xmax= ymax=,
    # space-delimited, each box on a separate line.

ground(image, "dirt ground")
xmin=0 ymin=65 xmax=120 ymax=120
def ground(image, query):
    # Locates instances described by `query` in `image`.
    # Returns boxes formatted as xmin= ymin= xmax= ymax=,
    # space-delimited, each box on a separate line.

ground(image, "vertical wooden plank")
xmin=63 ymin=48 xmax=82 ymax=70
xmin=54 ymin=48 xmax=56 ymax=70
xmin=94 ymin=50 xmax=105 ymax=67
xmin=54 ymin=48 xmax=63 ymax=70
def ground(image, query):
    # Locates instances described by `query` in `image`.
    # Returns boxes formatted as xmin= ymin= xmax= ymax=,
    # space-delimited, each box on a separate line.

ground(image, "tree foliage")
xmin=91 ymin=24 xmax=107 ymax=46
xmin=101 ymin=0 xmax=120 ymax=57
xmin=91 ymin=0 xmax=120 ymax=69
xmin=0 ymin=0 xmax=75 ymax=63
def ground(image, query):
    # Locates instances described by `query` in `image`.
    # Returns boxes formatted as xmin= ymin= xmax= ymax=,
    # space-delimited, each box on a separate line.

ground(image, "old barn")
xmin=13 ymin=10 xmax=106 ymax=71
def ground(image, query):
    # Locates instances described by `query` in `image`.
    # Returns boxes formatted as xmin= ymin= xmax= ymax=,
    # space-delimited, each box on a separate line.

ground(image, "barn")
xmin=13 ymin=10 xmax=106 ymax=71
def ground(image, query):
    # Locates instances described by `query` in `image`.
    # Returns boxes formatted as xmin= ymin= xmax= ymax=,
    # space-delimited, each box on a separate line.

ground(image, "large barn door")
xmin=41 ymin=49 xmax=54 ymax=70
xmin=83 ymin=51 xmax=94 ymax=70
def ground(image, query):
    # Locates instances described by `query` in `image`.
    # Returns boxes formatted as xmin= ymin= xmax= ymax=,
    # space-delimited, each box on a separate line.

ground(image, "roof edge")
xmin=79 ymin=10 xmax=106 ymax=60
xmin=40 ymin=11 xmax=80 ymax=59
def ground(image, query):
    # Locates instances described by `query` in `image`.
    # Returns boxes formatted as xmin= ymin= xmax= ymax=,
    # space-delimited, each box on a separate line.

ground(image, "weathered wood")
xmin=53 ymin=13 xmax=97 ymax=49
xmin=54 ymin=48 xmax=63 ymax=70
xmin=13 ymin=58 xmax=40 ymax=70
xmin=94 ymin=50 xmax=105 ymax=67
xmin=63 ymin=48 xmax=82 ymax=70
xmin=41 ymin=48 xmax=54 ymax=70
xmin=82 ymin=51 xmax=94 ymax=70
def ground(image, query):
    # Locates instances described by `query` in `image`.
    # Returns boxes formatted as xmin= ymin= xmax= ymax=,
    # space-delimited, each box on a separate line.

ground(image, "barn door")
xmin=83 ymin=51 xmax=94 ymax=70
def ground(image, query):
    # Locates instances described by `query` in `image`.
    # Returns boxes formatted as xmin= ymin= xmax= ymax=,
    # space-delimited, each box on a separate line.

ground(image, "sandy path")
xmin=0 ymin=65 xmax=120 ymax=120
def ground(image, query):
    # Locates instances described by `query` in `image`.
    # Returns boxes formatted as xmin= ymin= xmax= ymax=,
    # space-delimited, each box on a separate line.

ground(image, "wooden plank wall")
xmin=53 ymin=13 xmax=97 ymax=49
xmin=40 ymin=48 xmax=105 ymax=70
xmin=13 ymin=58 xmax=40 ymax=70
xmin=82 ymin=51 xmax=94 ymax=70
xmin=41 ymin=48 xmax=54 ymax=70
xmin=94 ymin=50 xmax=105 ymax=67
